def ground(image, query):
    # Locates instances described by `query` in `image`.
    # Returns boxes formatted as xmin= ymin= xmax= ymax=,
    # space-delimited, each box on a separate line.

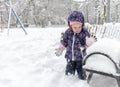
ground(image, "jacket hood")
xmin=68 ymin=11 xmax=84 ymax=27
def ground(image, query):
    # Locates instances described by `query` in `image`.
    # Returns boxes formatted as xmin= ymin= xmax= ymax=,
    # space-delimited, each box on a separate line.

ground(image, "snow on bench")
xmin=83 ymin=38 xmax=120 ymax=86
xmin=84 ymin=38 xmax=120 ymax=74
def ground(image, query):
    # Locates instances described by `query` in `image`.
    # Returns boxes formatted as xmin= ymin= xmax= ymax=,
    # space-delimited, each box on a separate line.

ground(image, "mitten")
xmin=55 ymin=48 xmax=63 ymax=56
xmin=86 ymin=36 xmax=97 ymax=47
xmin=55 ymin=44 xmax=65 ymax=56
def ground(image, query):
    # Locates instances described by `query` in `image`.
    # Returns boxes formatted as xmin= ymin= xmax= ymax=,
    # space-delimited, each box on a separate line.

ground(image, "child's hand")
xmin=86 ymin=36 xmax=97 ymax=47
xmin=55 ymin=48 xmax=63 ymax=57
xmin=55 ymin=44 xmax=65 ymax=57
xmin=91 ymin=34 xmax=97 ymax=41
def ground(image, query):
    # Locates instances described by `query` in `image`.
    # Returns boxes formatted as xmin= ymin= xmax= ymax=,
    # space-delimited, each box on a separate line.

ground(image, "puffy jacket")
xmin=61 ymin=28 xmax=90 ymax=61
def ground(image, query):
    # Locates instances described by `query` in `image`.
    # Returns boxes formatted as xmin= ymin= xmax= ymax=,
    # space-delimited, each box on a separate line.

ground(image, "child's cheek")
xmin=76 ymin=29 xmax=82 ymax=33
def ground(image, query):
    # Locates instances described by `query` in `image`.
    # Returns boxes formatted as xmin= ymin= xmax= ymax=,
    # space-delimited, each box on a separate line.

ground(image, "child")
xmin=55 ymin=11 xmax=96 ymax=80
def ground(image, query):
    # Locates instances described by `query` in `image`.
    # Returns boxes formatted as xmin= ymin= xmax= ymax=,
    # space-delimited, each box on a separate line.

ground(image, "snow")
xmin=84 ymin=38 xmax=120 ymax=75
xmin=73 ymin=0 xmax=85 ymax=2
xmin=0 ymin=27 xmax=119 ymax=87
xmin=0 ymin=28 xmax=89 ymax=87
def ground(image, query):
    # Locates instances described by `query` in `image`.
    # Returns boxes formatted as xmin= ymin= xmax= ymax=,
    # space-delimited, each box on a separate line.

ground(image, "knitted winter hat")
xmin=69 ymin=21 xmax=82 ymax=26
xmin=68 ymin=11 xmax=84 ymax=26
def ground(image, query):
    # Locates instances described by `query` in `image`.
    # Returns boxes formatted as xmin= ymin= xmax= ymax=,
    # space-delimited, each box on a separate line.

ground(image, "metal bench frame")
xmin=83 ymin=52 xmax=120 ymax=87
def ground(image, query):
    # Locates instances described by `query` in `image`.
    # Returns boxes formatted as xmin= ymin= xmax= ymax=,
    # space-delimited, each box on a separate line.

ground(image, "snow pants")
xmin=65 ymin=60 xmax=85 ymax=80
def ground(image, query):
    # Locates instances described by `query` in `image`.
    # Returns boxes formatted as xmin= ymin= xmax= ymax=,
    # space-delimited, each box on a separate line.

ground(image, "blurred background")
xmin=0 ymin=0 xmax=120 ymax=28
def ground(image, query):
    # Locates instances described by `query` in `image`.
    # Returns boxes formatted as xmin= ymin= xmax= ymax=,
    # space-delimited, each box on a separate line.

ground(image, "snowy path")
xmin=0 ymin=28 xmax=117 ymax=87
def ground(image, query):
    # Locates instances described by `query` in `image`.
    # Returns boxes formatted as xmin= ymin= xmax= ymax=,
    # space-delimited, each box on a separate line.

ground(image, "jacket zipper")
xmin=72 ymin=33 xmax=76 ymax=61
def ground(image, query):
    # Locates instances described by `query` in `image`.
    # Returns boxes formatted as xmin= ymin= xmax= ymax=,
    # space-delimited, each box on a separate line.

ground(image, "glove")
xmin=86 ymin=36 xmax=97 ymax=47
xmin=91 ymin=34 xmax=97 ymax=41
xmin=55 ymin=48 xmax=63 ymax=56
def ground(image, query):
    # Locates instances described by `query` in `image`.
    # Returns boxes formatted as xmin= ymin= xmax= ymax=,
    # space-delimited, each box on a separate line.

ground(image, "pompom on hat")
xmin=68 ymin=11 xmax=85 ymax=26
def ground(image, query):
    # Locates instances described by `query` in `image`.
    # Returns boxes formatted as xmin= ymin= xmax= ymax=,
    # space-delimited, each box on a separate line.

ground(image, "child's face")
xmin=71 ymin=23 xmax=82 ymax=33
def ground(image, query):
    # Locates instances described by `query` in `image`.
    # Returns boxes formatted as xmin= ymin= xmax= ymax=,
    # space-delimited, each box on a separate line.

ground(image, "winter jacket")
xmin=61 ymin=28 xmax=90 ymax=61
xmin=60 ymin=11 xmax=94 ymax=61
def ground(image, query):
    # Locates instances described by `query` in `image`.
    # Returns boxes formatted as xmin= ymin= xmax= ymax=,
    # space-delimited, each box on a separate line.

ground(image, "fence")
xmin=86 ymin=23 xmax=120 ymax=40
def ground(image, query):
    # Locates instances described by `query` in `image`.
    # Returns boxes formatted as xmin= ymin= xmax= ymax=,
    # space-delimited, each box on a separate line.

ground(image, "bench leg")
xmin=83 ymin=70 xmax=87 ymax=80
xmin=116 ymin=77 xmax=120 ymax=87
xmin=87 ymin=72 xmax=93 ymax=83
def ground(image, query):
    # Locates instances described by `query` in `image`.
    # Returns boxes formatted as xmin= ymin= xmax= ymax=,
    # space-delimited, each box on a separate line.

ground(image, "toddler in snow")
xmin=55 ymin=11 xmax=96 ymax=80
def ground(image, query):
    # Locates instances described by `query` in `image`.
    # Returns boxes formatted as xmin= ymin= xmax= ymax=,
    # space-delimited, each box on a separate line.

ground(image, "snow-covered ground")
xmin=0 ymin=27 xmax=118 ymax=87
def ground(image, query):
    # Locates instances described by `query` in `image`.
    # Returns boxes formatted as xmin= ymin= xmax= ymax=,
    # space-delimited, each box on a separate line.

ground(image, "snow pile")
xmin=84 ymin=38 xmax=120 ymax=75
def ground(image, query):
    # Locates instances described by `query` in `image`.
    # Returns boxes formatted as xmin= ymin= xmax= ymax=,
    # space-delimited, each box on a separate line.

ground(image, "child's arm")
xmin=55 ymin=30 xmax=68 ymax=56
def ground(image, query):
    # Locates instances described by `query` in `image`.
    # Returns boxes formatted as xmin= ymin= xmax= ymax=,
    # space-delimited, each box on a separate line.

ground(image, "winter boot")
xmin=78 ymin=73 xmax=86 ymax=80
xmin=65 ymin=61 xmax=75 ymax=75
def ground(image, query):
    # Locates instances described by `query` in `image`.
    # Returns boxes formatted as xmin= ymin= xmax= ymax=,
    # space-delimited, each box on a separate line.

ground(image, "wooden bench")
xmin=83 ymin=52 xmax=120 ymax=87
